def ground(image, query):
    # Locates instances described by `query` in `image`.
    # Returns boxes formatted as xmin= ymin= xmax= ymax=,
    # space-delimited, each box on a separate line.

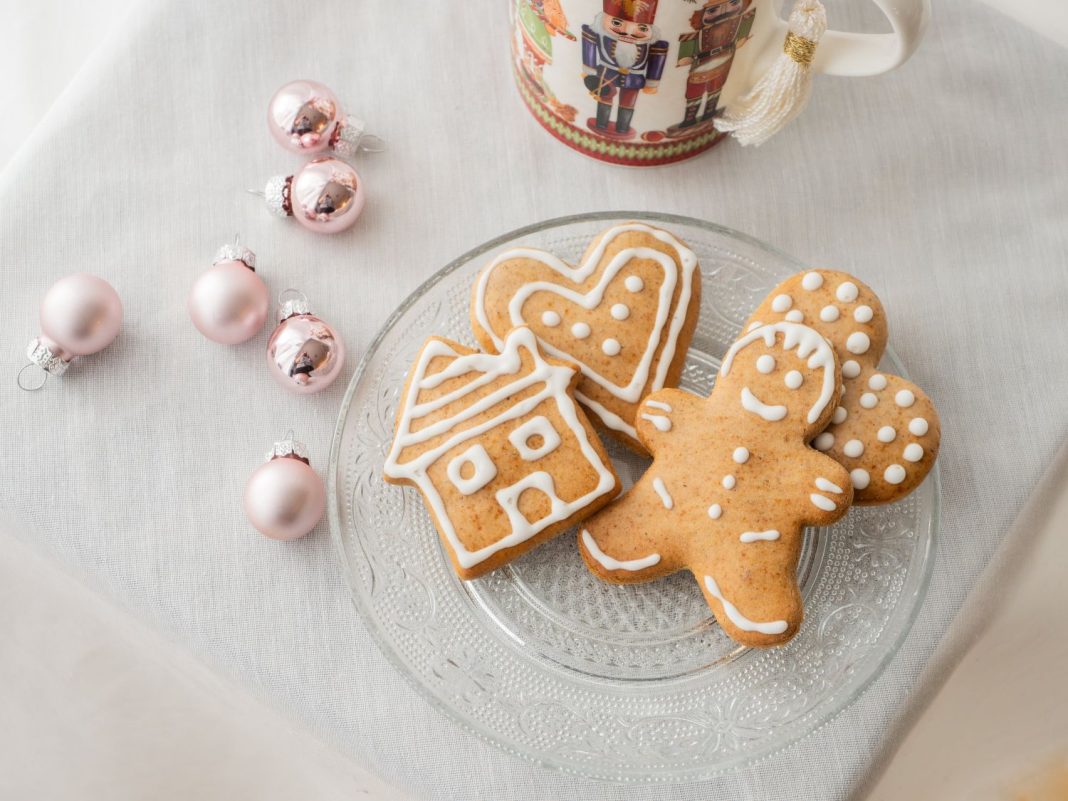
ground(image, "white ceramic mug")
xmin=511 ymin=0 xmax=929 ymax=165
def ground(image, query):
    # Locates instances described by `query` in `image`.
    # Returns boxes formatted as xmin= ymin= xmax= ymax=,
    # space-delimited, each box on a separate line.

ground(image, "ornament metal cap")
xmin=265 ymin=434 xmax=310 ymax=464
xmin=277 ymin=288 xmax=311 ymax=322
xmin=213 ymin=236 xmax=257 ymax=270
xmin=25 ymin=338 xmax=71 ymax=377
xmin=263 ymin=174 xmax=293 ymax=218
xmin=330 ymin=115 xmax=388 ymax=157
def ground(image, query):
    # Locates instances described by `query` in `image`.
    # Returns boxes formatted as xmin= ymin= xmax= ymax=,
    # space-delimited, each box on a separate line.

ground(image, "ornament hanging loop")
xmin=17 ymin=364 xmax=48 ymax=392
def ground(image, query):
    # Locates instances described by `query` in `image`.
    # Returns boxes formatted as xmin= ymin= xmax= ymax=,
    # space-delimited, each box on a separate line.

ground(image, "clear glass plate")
xmin=328 ymin=212 xmax=938 ymax=783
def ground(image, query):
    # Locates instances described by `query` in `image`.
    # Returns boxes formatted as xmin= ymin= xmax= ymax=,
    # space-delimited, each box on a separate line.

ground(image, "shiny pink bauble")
xmin=290 ymin=157 xmax=365 ymax=234
xmin=243 ymin=456 xmax=325 ymax=541
xmin=188 ymin=260 xmax=269 ymax=344
xmin=266 ymin=313 xmax=345 ymax=394
xmin=39 ymin=273 xmax=123 ymax=359
xmin=267 ymin=80 xmax=340 ymax=154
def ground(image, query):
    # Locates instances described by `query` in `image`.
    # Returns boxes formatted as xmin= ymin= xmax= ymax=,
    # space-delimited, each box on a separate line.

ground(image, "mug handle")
xmin=811 ymin=0 xmax=931 ymax=77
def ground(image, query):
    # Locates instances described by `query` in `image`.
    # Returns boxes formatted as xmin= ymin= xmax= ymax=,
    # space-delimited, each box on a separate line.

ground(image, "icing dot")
xmin=832 ymin=406 xmax=848 ymax=424
xmin=625 ymin=276 xmax=644 ymax=292
xmin=851 ymin=468 xmax=871 ymax=489
xmin=868 ymin=374 xmax=888 ymax=391
xmin=895 ymin=389 xmax=916 ymax=408
xmin=784 ymin=370 xmax=803 ymax=389
xmin=854 ymin=305 xmax=874 ymax=323
xmin=785 ymin=309 xmax=804 ymax=323
xmin=884 ymin=464 xmax=907 ymax=485
xmin=722 ymin=475 xmax=736 ymax=490
xmin=708 ymin=503 xmax=722 ymax=519
xmin=836 ymin=281 xmax=859 ymax=302
xmin=732 ymin=447 xmax=750 ymax=464
xmin=756 ymin=354 xmax=776 ymax=374
xmin=877 ymin=425 xmax=897 ymax=443
xmin=846 ymin=332 xmax=871 ymax=355
xmin=842 ymin=360 xmax=861 ymax=378
xmin=541 ymin=310 xmax=561 ymax=327
xmin=813 ymin=432 xmax=835 ymax=451
xmin=610 ymin=303 xmax=630 ymax=320
xmin=571 ymin=322 xmax=591 ymax=339
xmin=801 ymin=272 xmax=824 ymax=290
xmin=904 ymin=443 xmax=924 ymax=462
xmin=860 ymin=392 xmax=878 ymax=409
xmin=909 ymin=417 xmax=929 ymax=436
xmin=819 ymin=305 xmax=840 ymax=322
xmin=771 ymin=294 xmax=793 ymax=312
xmin=843 ymin=439 xmax=864 ymax=457
xmin=602 ymin=338 xmax=621 ymax=356
xmin=747 ymin=321 xmax=763 ymax=332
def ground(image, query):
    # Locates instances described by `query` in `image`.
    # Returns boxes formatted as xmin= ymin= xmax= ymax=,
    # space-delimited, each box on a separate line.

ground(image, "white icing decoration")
xmin=815 ymin=477 xmax=844 ymax=493
xmin=814 ymin=432 xmax=834 ymax=451
xmin=909 ymin=417 xmax=929 ymax=436
xmin=895 ymin=389 xmax=916 ymax=408
xmin=741 ymin=387 xmax=787 ymax=422
xmin=836 ymin=281 xmax=859 ymax=302
xmin=832 ymin=406 xmax=848 ymax=424
xmin=740 ymin=530 xmax=780 ymax=543
xmin=722 ymin=475 xmax=736 ymax=490
xmin=508 ymin=415 xmax=562 ymax=461
xmin=703 ymin=574 xmax=788 ymax=635
xmin=810 ymin=493 xmax=837 ymax=512
xmin=624 ymin=275 xmax=644 ymax=292
xmin=854 ymin=305 xmax=874 ymax=323
xmin=447 ymin=444 xmax=498 ymax=495
xmin=843 ymin=439 xmax=864 ymax=457
xmin=721 ymin=322 xmax=836 ymax=425
xmin=732 ymin=447 xmax=750 ymax=464
xmin=785 ymin=370 xmax=803 ymax=389
xmin=571 ymin=322 xmax=591 ymax=339
xmin=640 ymin=413 xmax=671 ymax=432
xmin=747 ymin=321 xmax=763 ymax=332
xmin=574 ymin=391 xmax=637 ymax=440
xmin=601 ymin=338 xmax=621 ymax=356
xmin=851 ymin=468 xmax=871 ymax=489
xmin=860 ymin=392 xmax=878 ymax=409
xmin=581 ymin=529 xmax=660 ymax=572
xmin=610 ymin=303 xmax=630 ymax=320
xmin=884 ymin=464 xmax=907 ymax=484
xmin=652 ymin=476 xmax=674 ymax=509
xmin=801 ymin=272 xmax=824 ymax=290
xmin=785 ymin=309 xmax=804 ymax=323
xmin=495 ymin=472 xmax=571 ymax=538
xmin=846 ymin=331 xmax=871 ymax=355
xmin=819 ymin=305 xmax=839 ymax=322
xmin=383 ymin=328 xmax=616 ymax=569
xmin=771 ymin=294 xmax=793 ymax=312
xmin=645 ymin=400 xmax=671 ymax=411
xmin=756 ymin=354 xmax=776 ymax=374
xmin=707 ymin=504 xmax=722 ymax=519
xmin=903 ymin=443 xmax=924 ymax=462
xmin=877 ymin=425 xmax=896 ymax=443
xmin=842 ymin=360 xmax=861 ymax=379
xmin=541 ymin=310 xmax=561 ymax=327
xmin=868 ymin=374 xmax=887 ymax=391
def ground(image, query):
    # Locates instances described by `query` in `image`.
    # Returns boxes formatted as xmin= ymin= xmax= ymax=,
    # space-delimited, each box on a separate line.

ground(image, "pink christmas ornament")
xmin=188 ymin=239 xmax=269 ymax=345
xmin=266 ymin=290 xmax=345 ymax=394
xmin=19 ymin=273 xmax=123 ymax=390
xmin=267 ymin=79 xmax=385 ymax=157
xmin=258 ymin=157 xmax=366 ymax=234
xmin=243 ymin=436 xmax=325 ymax=541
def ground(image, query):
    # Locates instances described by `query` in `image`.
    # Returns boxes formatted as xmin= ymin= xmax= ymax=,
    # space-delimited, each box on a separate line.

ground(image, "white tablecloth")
xmin=1 ymin=0 xmax=1066 ymax=798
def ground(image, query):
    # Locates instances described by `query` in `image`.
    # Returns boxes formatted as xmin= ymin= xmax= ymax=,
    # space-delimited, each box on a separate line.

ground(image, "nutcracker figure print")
xmin=516 ymin=0 xmax=577 ymax=99
xmin=668 ymin=0 xmax=744 ymax=136
xmin=580 ymin=0 xmax=669 ymax=140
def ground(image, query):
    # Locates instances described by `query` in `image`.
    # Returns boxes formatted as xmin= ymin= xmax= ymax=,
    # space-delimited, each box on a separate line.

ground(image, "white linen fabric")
xmin=0 ymin=1 xmax=1065 ymax=799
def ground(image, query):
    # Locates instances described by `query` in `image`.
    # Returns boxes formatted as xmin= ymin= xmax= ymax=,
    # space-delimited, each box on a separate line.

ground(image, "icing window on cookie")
xmin=732 ymin=447 xmax=750 ymax=464
xmin=868 ymin=374 xmax=887 ymax=391
xmin=860 ymin=392 xmax=878 ymax=409
xmin=541 ymin=310 xmax=561 ymax=327
xmin=908 ymin=417 xmax=929 ymax=436
xmin=741 ymin=387 xmax=787 ymax=421
xmin=810 ymin=493 xmax=837 ymax=512
xmin=884 ymin=464 xmax=907 ymax=485
xmin=508 ymin=415 xmax=562 ymax=461
xmin=446 ymin=443 xmax=498 ymax=496
xmin=836 ymin=281 xmax=859 ymax=303
xmin=740 ymin=530 xmax=780 ymax=543
xmin=819 ymin=305 xmax=840 ymax=322
xmin=851 ymin=468 xmax=871 ymax=489
xmin=813 ymin=432 xmax=834 ymax=451
xmin=570 ymin=322 xmax=591 ymax=339
xmin=610 ymin=303 xmax=630 ymax=320
xmin=703 ymin=574 xmax=788 ymax=635
xmin=903 ymin=443 xmax=924 ymax=462
xmin=843 ymin=439 xmax=864 ymax=457
xmin=877 ymin=426 xmax=896 ymax=443
xmin=645 ymin=400 xmax=672 ymax=412
xmin=756 ymin=354 xmax=776 ymax=374
xmin=624 ymin=275 xmax=644 ymax=293
xmin=495 ymin=471 xmax=569 ymax=532
xmin=601 ymin=338 xmax=621 ymax=356
xmin=846 ymin=332 xmax=871 ymax=355
xmin=771 ymin=294 xmax=793 ymax=312
xmin=640 ymin=413 xmax=671 ymax=432
xmin=581 ymin=530 xmax=660 ymax=572
xmin=722 ymin=475 xmax=736 ymax=490
xmin=854 ymin=305 xmax=874 ymax=323
xmin=801 ymin=272 xmax=824 ymax=291
xmin=707 ymin=503 xmax=722 ymax=519
xmin=895 ymin=389 xmax=916 ymax=408
xmin=652 ymin=477 xmax=674 ymax=509
xmin=842 ymin=360 xmax=861 ymax=379
xmin=784 ymin=370 xmax=803 ymax=389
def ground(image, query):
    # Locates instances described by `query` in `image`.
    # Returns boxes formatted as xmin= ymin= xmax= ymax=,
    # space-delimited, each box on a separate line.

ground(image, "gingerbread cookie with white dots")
xmin=746 ymin=270 xmax=940 ymax=504
xmin=471 ymin=222 xmax=700 ymax=454
xmin=578 ymin=322 xmax=853 ymax=647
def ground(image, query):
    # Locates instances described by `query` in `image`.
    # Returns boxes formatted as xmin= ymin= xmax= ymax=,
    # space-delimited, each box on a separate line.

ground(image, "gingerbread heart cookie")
xmin=471 ymin=222 xmax=700 ymax=453
xmin=745 ymin=270 xmax=940 ymax=504
xmin=384 ymin=326 xmax=620 ymax=580
xmin=578 ymin=322 xmax=853 ymax=647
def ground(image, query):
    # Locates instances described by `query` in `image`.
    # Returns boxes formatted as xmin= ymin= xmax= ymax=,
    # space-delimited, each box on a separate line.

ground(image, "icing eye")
xmin=851 ymin=468 xmax=871 ymax=489
xmin=895 ymin=389 xmax=916 ymax=407
xmin=908 ymin=417 xmax=929 ymax=436
xmin=854 ymin=305 xmax=874 ymax=323
xmin=756 ymin=354 xmax=775 ymax=373
xmin=571 ymin=322 xmax=591 ymax=339
xmin=610 ymin=303 xmax=630 ymax=320
xmin=836 ymin=281 xmax=859 ymax=302
xmin=771 ymin=294 xmax=793 ymax=312
xmin=868 ymin=373 xmax=887 ymax=391
xmin=877 ymin=425 xmax=896 ymax=443
xmin=785 ymin=309 xmax=804 ymax=323
xmin=843 ymin=439 xmax=864 ymax=457
xmin=903 ymin=443 xmax=924 ymax=462
xmin=801 ymin=271 xmax=824 ymax=290
xmin=624 ymin=275 xmax=644 ymax=292
xmin=819 ymin=305 xmax=840 ymax=322
xmin=842 ymin=360 xmax=861 ymax=378
xmin=541 ymin=310 xmax=561 ymax=327
xmin=832 ymin=406 xmax=848 ymax=424
xmin=860 ymin=392 xmax=878 ymax=408
xmin=602 ymin=338 xmax=621 ymax=356
xmin=846 ymin=332 xmax=871 ymax=355
xmin=813 ymin=432 xmax=834 ymax=451
xmin=784 ymin=370 xmax=803 ymax=389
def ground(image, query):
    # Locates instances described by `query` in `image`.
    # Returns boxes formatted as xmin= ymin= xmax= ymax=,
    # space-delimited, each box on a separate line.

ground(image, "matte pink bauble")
xmin=261 ymin=157 xmax=365 ymax=234
xmin=243 ymin=438 xmax=324 ymax=541
xmin=265 ymin=293 xmax=345 ymax=394
xmin=188 ymin=242 xmax=268 ymax=344
xmin=40 ymin=273 xmax=123 ymax=358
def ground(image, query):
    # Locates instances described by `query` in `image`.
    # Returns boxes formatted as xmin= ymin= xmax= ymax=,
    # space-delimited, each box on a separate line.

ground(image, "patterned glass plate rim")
xmin=328 ymin=211 xmax=939 ymax=783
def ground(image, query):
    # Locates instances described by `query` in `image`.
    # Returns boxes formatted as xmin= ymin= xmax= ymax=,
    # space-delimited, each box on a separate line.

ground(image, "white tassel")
xmin=714 ymin=0 xmax=827 ymax=146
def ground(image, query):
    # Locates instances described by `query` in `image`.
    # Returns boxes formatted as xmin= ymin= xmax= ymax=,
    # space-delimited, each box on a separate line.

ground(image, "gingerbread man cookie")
xmin=470 ymin=222 xmax=700 ymax=454
xmin=579 ymin=322 xmax=853 ymax=647
xmin=746 ymin=270 xmax=940 ymax=504
xmin=384 ymin=326 xmax=620 ymax=580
